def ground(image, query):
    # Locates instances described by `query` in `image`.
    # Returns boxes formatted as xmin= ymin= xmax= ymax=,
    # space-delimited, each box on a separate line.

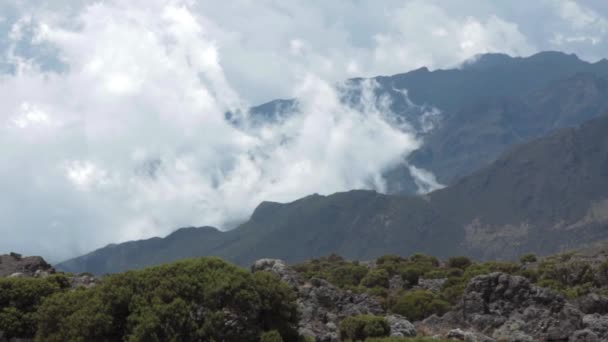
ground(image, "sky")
xmin=1 ymin=0 xmax=608 ymax=261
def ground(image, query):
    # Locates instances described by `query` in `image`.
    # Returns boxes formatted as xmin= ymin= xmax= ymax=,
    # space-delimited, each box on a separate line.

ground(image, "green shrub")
xmin=391 ymin=290 xmax=450 ymax=321
xmin=446 ymin=256 xmax=472 ymax=270
xmin=35 ymin=257 xmax=299 ymax=342
xmin=260 ymin=330 xmax=284 ymax=342
xmin=339 ymin=315 xmax=390 ymax=341
xmin=409 ymin=254 xmax=439 ymax=267
xmin=519 ymin=253 xmax=537 ymax=264
xmin=0 ymin=274 xmax=70 ymax=339
xmin=294 ymin=255 xmax=369 ymax=289
xmin=361 ymin=269 xmax=390 ymax=288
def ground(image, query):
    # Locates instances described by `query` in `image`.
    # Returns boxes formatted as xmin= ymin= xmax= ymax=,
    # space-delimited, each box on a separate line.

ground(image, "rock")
xmin=389 ymin=274 xmax=405 ymax=291
xmin=491 ymin=319 xmax=534 ymax=342
xmin=0 ymin=254 xmax=55 ymax=277
xmin=576 ymin=293 xmax=608 ymax=315
xmin=570 ymin=329 xmax=599 ymax=342
xmin=69 ymin=274 xmax=97 ymax=288
xmin=385 ymin=315 xmax=416 ymax=337
xmin=456 ymin=273 xmax=583 ymax=340
xmin=252 ymin=259 xmax=383 ymax=341
xmin=417 ymin=277 xmax=447 ymax=293
xmin=582 ymin=314 xmax=608 ymax=339
xmin=8 ymin=272 xmax=25 ymax=278
xmin=447 ymin=328 xmax=495 ymax=342
xmin=251 ymin=259 xmax=301 ymax=288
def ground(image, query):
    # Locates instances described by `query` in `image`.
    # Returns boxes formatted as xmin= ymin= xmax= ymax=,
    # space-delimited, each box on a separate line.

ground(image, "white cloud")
xmin=0 ymin=1 xmax=422 ymax=261
xmin=372 ymin=2 xmax=534 ymax=71
xmin=550 ymin=1 xmax=608 ymax=48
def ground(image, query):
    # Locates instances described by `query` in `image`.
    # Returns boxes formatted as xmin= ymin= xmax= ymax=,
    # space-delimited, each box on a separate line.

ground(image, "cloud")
xmin=2 ymin=0 xmax=608 ymax=261
xmin=0 ymin=1 xmax=422 ymax=261
xmin=372 ymin=1 xmax=534 ymax=71
xmin=550 ymin=1 xmax=608 ymax=47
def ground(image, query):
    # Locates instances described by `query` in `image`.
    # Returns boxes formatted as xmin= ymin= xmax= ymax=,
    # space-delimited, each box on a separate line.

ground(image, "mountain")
xmin=248 ymin=52 xmax=608 ymax=193
xmin=58 ymin=115 xmax=608 ymax=274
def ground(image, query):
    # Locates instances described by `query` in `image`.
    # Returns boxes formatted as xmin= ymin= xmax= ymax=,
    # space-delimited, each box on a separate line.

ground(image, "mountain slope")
xmin=58 ymin=115 xmax=608 ymax=274
xmin=249 ymin=52 xmax=608 ymax=192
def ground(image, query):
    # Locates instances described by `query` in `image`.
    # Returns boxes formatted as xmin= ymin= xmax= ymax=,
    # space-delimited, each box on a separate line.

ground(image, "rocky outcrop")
xmin=0 ymin=253 xmax=54 ymax=277
xmin=420 ymin=272 xmax=608 ymax=341
xmin=252 ymin=258 xmax=408 ymax=341
xmin=460 ymin=272 xmax=582 ymax=340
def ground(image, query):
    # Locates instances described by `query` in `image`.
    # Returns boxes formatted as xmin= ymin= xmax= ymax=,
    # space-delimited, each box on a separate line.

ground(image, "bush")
xmin=260 ymin=330 xmax=284 ymax=342
xmin=361 ymin=269 xmax=390 ymax=288
xmin=520 ymin=253 xmax=537 ymax=264
xmin=294 ymin=256 xmax=369 ymax=289
xmin=391 ymin=290 xmax=450 ymax=321
xmin=35 ymin=258 xmax=299 ymax=342
xmin=446 ymin=256 xmax=472 ymax=270
xmin=339 ymin=315 xmax=390 ymax=341
xmin=0 ymin=274 xmax=70 ymax=339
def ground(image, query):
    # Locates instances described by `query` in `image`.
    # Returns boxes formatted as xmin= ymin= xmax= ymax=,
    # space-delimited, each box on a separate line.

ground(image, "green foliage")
xmin=260 ymin=330 xmax=284 ymax=342
xmin=534 ymin=258 xmax=597 ymax=297
xmin=35 ymin=258 xmax=299 ymax=342
xmin=294 ymin=255 xmax=369 ymax=289
xmin=339 ymin=315 xmax=390 ymax=341
xmin=446 ymin=256 xmax=472 ymax=270
xmin=0 ymin=274 xmax=70 ymax=339
xmin=361 ymin=269 xmax=390 ymax=289
xmin=391 ymin=290 xmax=450 ymax=321
xmin=520 ymin=253 xmax=537 ymax=264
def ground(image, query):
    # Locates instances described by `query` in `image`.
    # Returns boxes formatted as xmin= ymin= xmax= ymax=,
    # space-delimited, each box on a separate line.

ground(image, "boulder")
xmin=385 ymin=315 xmax=416 ymax=337
xmin=447 ymin=328 xmax=495 ymax=342
xmin=417 ymin=277 xmax=447 ymax=293
xmin=570 ymin=329 xmax=599 ymax=342
xmin=251 ymin=258 xmax=300 ymax=288
xmin=460 ymin=272 xmax=583 ymax=340
xmin=0 ymin=254 xmax=54 ymax=277
xmin=252 ymin=259 xmax=383 ymax=341
xmin=575 ymin=293 xmax=608 ymax=315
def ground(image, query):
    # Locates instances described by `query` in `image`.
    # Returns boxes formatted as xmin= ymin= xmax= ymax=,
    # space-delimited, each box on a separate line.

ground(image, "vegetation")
xmin=339 ymin=315 xmax=390 ymax=341
xmin=0 ymin=274 xmax=70 ymax=339
xmin=4 ymin=250 xmax=608 ymax=340
xmin=260 ymin=330 xmax=284 ymax=342
xmin=0 ymin=258 xmax=298 ymax=342
xmin=391 ymin=290 xmax=450 ymax=321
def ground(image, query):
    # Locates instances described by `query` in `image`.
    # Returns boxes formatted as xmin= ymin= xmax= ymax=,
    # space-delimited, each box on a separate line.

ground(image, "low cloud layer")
xmin=1 ymin=0 xmax=608 ymax=261
xmin=0 ymin=1 xmax=423 ymax=261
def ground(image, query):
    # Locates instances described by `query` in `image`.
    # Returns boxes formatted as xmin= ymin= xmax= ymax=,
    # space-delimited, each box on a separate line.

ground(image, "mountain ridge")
xmin=57 ymin=114 xmax=608 ymax=274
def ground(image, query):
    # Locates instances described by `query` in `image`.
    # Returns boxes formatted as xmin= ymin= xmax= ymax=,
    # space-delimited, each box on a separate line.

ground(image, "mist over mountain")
xmin=58 ymin=113 xmax=608 ymax=274
xmin=246 ymin=51 xmax=608 ymax=194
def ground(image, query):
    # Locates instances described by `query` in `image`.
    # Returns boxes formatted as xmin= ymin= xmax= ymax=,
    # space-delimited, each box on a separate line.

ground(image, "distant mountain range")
xmin=58 ymin=112 xmax=608 ymax=274
xmin=246 ymin=51 xmax=608 ymax=193
xmin=56 ymin=51 xmax=608 ymax=274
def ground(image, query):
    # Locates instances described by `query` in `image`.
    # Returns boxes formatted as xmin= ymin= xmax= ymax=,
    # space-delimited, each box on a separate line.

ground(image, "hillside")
xmin=249 ymin=52 xmax=608 ymax=193
xmin=58 ymin=115 xmax=608 ymax=274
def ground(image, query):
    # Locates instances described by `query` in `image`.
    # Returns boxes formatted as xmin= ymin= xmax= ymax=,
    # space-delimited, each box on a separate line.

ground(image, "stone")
xmin=582 ymin=314 xmax=608 ymax=338
xmin=385 ymin=315 xmax=416 ymax=337
xmin=417 ymin=277 xmax=447 ymax=293
xmin=570 ymin=329 xmax=600 ymax=342
xmin=251 ymin=258 xmax=301 ymax=288
xmin=447 ymin=328 xmax=495 ymax=342
xmin=576 ymin=293 xmax=608 ymax=315
xmin=0 ymin=254 xmax=55 ymax=277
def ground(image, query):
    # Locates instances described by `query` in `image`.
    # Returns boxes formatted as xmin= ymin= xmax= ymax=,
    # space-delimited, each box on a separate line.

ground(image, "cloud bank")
xmin=0 ymin=1 xmax=423 ymax=261
xmin=2 ymin=0 xmax=608 ymax=261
